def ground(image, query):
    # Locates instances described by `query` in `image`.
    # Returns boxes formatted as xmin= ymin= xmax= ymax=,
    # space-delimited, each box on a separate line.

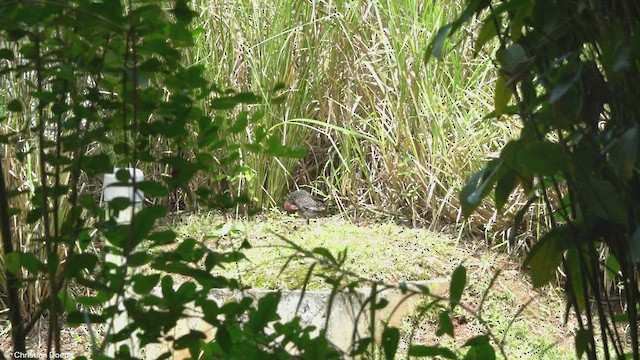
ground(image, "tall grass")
xmin=188 ymin=0 xmax=517 ymax=234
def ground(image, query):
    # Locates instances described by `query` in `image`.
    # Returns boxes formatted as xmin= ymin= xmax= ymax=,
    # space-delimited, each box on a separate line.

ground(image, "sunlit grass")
xmin=171 ymin=212 xmax=573 ymax=360
xmin=188 ymin=0 xmax=521 ymax=236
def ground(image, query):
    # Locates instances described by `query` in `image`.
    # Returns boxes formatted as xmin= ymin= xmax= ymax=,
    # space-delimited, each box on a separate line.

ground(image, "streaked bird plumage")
xmin=284 ymin=190 xmax=327 ymax=223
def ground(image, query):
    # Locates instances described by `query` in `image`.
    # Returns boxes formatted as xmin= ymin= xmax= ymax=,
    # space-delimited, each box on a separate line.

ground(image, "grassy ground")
xmin=170 ymin=211 xmax=575 ymax=360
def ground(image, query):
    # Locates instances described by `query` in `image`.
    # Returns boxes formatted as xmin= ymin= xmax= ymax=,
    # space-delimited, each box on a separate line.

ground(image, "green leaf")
xmin=609 ymin=126 xmax=639 ymax=181
xmin=76 ymin=292 xmax=110 ymax=306
xmin=496 ymin=43 xmax=530 ymax=75
xmin=67 ymin=311 xmax=104 ymax=326
xmin=605 ymin=253 xmax=621 ymax=280
xmin=350 ymin=338 xmax=373 ymax=356
xmin=234 ymin=92 xmax=260 ymax=103
xmin=148 ymin=230 xmax=177 ymax=245
xmin=67 ymin=253 xmax=98 ymax=276
xmin=133 ymin=273 xmax=161 ymax=294
xmin=475 ymin=18 xmax=498 ymax=54
xmin=566 ymin=248 xmax=587 ymax=312
xmin=580 ymin=179 xmax=626 ymax=224
xmin=460 ymin=160 xmax=502 ymax=217
xmin=174 ymin=330 xmax=206 ymax=350
xmin=0 ymin=48 xmax=15 ymax=60
xmin=171 ymin=0 xmax=194 ymax=24
xmin=408 ymin=345 xmax=457 ymax=358
xmin=382 ymin=327 xmax=400 ymax=360
xmin=129 ymin=251 xmax=151 ymax=267
xmin=575 ymin=329 xmax=591 ymax=359
xmin=215 ymin=325 xmax=232 ymax=353
xmin=210 ymin=96 xmax=238 ymax=110
xmin=20 ymin=251 xmax=45 ymax=273
xmin=494 ymin=75 xmax=512 ymax=117
xmin=132 ymin=205 xmax=166 ymax=245
xmin=108 ymin=197 xmax=131 ymax=212
xmin=248 ymin=292 xmax=281 ymax=331
xmin=425 ymin=23 xmax=453 ymax=62
xmin=450 ymin=265 xmax=467 ymax=310
xmin=494 ymin=169 xmax=517 ymax=213
xmin=437 ymin=310 xmax=455 ymax=337
xmin=5 ymin=252 xmax=21 ymax=274
xmin=58 ymin=290 xmax=77 ymax=312
xmin=549 ymin=65 xmax=581 ymax=104
xmin=7 ymin=99 xmax=23 ymax=112
xmin=312 ymin=247 xmax=337 ymax=265
xmin=463 ymin=335 xmax=496 ymax=360
xmin=524 ymin=228 xmax=566 ymax=287
xmin=517 ymin=141 xmax=568 ymax=176
xmin=230 ymin=111 xmax=248 ymax=133
xmin=137 ymin=181 xmax=169 ymax=197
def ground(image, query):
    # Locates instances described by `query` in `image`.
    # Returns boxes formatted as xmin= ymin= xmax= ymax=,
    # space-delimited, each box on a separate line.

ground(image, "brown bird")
xmin=283 ymin=189 xmax=327 ymax=223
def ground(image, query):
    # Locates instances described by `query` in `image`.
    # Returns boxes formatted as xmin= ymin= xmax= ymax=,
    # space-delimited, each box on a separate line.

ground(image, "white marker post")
xmin=102 ymin=168 xmax=144 ymax=357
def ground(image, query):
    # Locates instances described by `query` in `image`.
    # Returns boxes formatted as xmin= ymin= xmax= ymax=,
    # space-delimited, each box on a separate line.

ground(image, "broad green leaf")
xmin=67 ymin=311 xmax=104 ymax=326
xmin=437 ymin=310 xmax=454 ymax=337
xmin=136 ymin=181 xmax=169 ymax=197
xmin=234 ymin=92 xmax=260 ymax=103
xmin=7 ymin=99 xmax=22 ymax=112
xmin=67 ymin=253 xmax=98 ymax=276
xmin=210 ymin=96 xmax=238 ymax=110
xmin=605 ymin=253 xmax=621 ymax=280
xmin=460 ymin=160 xmax=503 ymax=217
xmin=230 ymin=111 xmax=248 ymax=133
xmin=509 ymin=0 xmax=534 ymax=40
xmin=148 ymin=230 xmax=177 ymax=245
xmin=76 ymin=291 xmax=110 ymax=306
xmin=5 ymin=252 xmax=20 ymax=274
xmin=174 ymin=330 xmax=206 ymax=350
xmin=83 ymin=154 xmax=113 ymax=176
xmin=609 ymin=126 xmax=639 ymax=181
xmin=524 ymin=228 xmax=565 ymax=287
xmin=475 ymin=18 xmax=498 ymax=54
xmin=494 ymin=170 xmax=517 ymax=213
xmin=408 ymin=345 xmax=456 ymax=358
xmin=375 ymin=298 xmax=389 ymax=310
xmin=133 ymin=205 xmax=167 ymax=243
xmin=517 ymin=141 xmax=568 ymax=176
xmin=382 ymin=327 xmax=400 ymax=360
xmin=0 ymin=48 xmax=15 ymax=60
xmin=494 ymin=75 xmax=512 ymax=117
xmin=108 ymin=197 xmax=131 ymax=212
xmin=176 ymin=282 xmax=197 ymax=301
xmin=129 ymin=251 xmax=151 ymax=267
xmin=215 ymin=325 xmax=232 ymax=353
xmin=566 ymin=248 xmax=587 ymax=312
xmin=58 ymin=290 xmax=76 ymax=312
xmin=463 ymin=335 xmax=496 ymax=360
xmin=575 ymin=329 xmax=591 ymax=359
xmin=496 ymin=43 xmax=529 ymax=75
xmin=350 ymin=338 xmax=373 ymax=356
xmin=450 ymin=265 xmax=467 ymax=310
xmin=580 ymin=179 xmax=626 ymax=224
xmin=249 ymin=292 xmax=281 ymax=331
xmin=171 ymin=0 xmax=194 ymax=24
xmin=312 ymin=247 xmax=337 ymax=265
xmin=20 ymin=251 xmax=45 ymax=273
xmin=425 ymin=23 xmax=453 ymax=61
xmin=549 ymin=65 xmax=581 ymax=104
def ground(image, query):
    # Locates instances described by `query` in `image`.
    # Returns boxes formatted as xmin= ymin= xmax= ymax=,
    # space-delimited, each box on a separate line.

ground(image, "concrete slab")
xmin=143 ymin=280 xmax=448 ymax=359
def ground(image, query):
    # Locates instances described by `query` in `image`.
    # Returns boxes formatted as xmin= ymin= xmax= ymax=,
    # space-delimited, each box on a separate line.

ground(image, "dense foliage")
xmin=188 ymin=0 xmax=511 ymax=233
xmin=0 ymin=1 xmax=501 ymax=359
xmin=0 ymin=0 xmax=322 ymax=358
xmin=430 ymin=1 xmax=640 ymax=358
